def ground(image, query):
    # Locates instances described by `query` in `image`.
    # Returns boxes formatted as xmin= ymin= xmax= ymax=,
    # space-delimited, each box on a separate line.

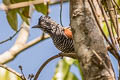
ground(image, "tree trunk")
xmin=70 ymin=0 xmax=115 ymax=80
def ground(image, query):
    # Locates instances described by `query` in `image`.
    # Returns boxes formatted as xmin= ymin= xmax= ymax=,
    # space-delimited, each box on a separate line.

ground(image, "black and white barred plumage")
xmin=32 ymin=16 xmax=74 ymax=53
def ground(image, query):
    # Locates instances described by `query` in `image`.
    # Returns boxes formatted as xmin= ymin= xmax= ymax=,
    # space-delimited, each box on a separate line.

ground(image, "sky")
xmin=0 ymin=0 xmax=119 ymax=80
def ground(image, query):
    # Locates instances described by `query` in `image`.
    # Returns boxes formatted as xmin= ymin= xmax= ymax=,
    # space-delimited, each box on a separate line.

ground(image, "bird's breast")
xmin=52 ymin=35 xmax=74 ymax=53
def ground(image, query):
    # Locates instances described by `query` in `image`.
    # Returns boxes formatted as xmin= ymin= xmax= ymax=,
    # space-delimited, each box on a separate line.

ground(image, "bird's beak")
xmin=32 ymin=25 xmax=39 ymax=28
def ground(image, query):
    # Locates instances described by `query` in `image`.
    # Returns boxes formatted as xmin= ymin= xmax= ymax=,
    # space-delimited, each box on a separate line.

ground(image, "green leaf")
xmin=63 ymin=57 xmax=75 ymax=65
xmin=34 ymin=3 xmax=48 ymax=15
xmin=65 ymin=72 xmax=78 ymax=80
xmin=6 ymin=10 xmax=18 ymax=31
xmin=102 ymin=21 xmax=117 ymax=37
xmin=11 ymin=0 xmax=30 ymax=25
xmin=3 ymin=0 xmax=11 ymax=5
xmin=0 ymin=68 xmax=21 ymax=80
xmin=52 ymin=59 xmax=70 ymax=80
xmin=18 ymin=11 xmax=29 ymax=25
xmin=52 ymin=58 xmax=79 ymax=80
xmin=17 ymin=6 xmax=30 ymax=25
xmin=102 ymin=22 xmax=109 ymax=37
xmin=22 ymin=7 xmax=30 ymax=18
xmin=73 ymin=60 xmax=84 ymax=80
xmin=10 ymin=0 xmax=31 ymax=17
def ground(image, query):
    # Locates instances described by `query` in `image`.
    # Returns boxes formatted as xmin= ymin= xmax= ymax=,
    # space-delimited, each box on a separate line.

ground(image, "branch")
xmin=34 ymin=52 xmax=77 ymax=80
xmin=0 ymin=65 xmax=23 ymax=79
xmin=112 ymin=0 xmax=120 ymax=10
xmin=97 ymin=0 xmax=120 ymax=60
xmin=18 ymin=65 xmax=26 ymax=80
xmin=105 ymin=0 xmax=118 ymax=36
xmin=0 ymin=34 xmax=50 ymax=64
xmin=0 ymin=7 xmax=33 ymax=64
xmin=98 ymin=0 xmax=116 ymax=47
xmin=0 ymin=27 xmax=22 ymax=44
xmin=0 ymin=0 xmax=68 ymax=11
xmin=92 ymin=50 xmax=114 ymax=80
xmin=88 ymin=0 xmax=119 ymax=61
xmin=0 ymin=6 xmax=50 ymax=64
xmin=0 ymin=21 xmax=30 ymax=64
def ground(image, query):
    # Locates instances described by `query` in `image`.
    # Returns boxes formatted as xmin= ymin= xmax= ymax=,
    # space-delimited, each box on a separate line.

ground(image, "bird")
xmin=32 ymin=16 xmax=74 ymax=53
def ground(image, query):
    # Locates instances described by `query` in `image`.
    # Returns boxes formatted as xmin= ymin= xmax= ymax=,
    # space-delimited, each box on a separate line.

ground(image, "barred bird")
xmin=32 ymin=16 xmax=74 ymax=53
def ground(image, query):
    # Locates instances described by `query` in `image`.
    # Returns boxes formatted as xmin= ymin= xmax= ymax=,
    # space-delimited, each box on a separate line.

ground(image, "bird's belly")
xmin=53 ymin=38 xmax=74 ymax=53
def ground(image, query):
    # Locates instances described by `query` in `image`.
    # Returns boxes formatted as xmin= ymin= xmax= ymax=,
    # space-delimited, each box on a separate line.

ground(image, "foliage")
xmin=34 ymin=3 xmax=48 ymax=15
xmin=52 ymin=58 xmax=81 ymax=80
xmin=0 ymin=68 xmax=21 ymax=80
xmin=3 ymin=0 xmax=48 ymax=31
xmin=6 ymin=10 xmax=18 ymax=31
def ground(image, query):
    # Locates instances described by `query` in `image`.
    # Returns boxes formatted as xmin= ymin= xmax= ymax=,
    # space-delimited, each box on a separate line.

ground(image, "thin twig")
xmin=92 ymin=50 xmax=114 ymax=80
xmin=0 ymin=0 xmax=68 ymax=11
xmin=0 ymin=1 xmax=44 ymax=11
xmin=0 ymin=28 xmax=22 ymax=44
xmin=111 ymin=22 xmax=118 ymax=46
xmin=60 ymin=0 xmax=63 ymax=27
xmin=97 ymin=0 xmax=117 ymax=50
xmin=102 ymin=15 xmax=120 ymax=22
xmin=0 ymin=64 xmax=23 ymax=79
xmin=111 ymin=0 xmax=120 ymax=38
xmin=91 ymin=1 xmax=96 ymax=11
xmin=46 ymin=0 xmax=50 ymax=16
xmin=111 ymin=0 xmax=120 ymax=45
xmin=88 ymin=0 xmax=110 ymax=45
xmin=112 ymin=0 xmax=120 ymax=76
xmin=88 ymin=0 xmax=120 ymax=60
xmin=28 ymin=74 xmax=34 ymax=80
xmin=19 ymin=65 xmax=26 ymax=80
xmin=98 ymin=0 xmax=116 ymax=46
xmin=111 ymin=0 xmax=120 ymax=52
xmin=0 ymin=6 xmax=32 ymax=64
xmin=105 ymin=0 xmax=118 ymax=46
xmin=97 ymin=0 xmax=120 ymax=59
xmin=106 ymin=0 xmax=118 ymax=35
xmin=0 ymin=35 xmax=50 ymax=64
xmin=119 ymin=69 xmax=120 ymax=80
xmin=112 ymin=0 xmax=120 ymax=10
xmin=88 ymin=0 xmax=111 ymax=46
xmin=33 ymin=52 xmax=77 ymax=80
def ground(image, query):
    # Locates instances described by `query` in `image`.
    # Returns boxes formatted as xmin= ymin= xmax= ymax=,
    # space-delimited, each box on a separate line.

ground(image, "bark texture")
xmin=70 ymin=0 xmax=115 ymax=80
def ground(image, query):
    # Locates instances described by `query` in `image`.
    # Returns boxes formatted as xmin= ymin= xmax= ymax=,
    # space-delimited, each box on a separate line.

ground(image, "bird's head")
xmin=32 ymin=16 xmax=59 ymax=34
